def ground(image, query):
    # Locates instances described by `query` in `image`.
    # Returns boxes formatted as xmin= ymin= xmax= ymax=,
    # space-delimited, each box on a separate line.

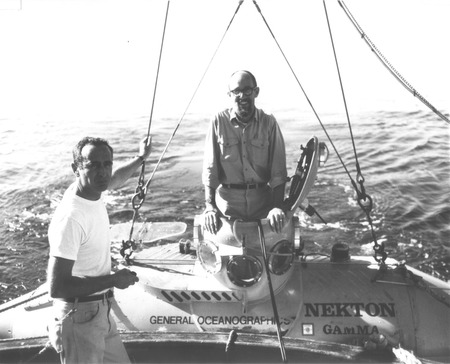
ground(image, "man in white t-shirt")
xmin=47 ymin=136 xmax=151 ymax=363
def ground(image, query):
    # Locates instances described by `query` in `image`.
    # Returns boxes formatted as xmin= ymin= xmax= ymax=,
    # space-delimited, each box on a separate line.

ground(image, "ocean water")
xmin=0 ymin=108 xmax=449 ymax=303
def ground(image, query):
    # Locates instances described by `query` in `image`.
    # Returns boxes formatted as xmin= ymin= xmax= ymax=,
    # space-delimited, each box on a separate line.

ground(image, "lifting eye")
xmin=227 ymin=256 xmax=262 ymax=287
xmin=268 ymin=240 xmax=294 ymax=275
xmin=198 ymin=240 xmax=222 ymax=274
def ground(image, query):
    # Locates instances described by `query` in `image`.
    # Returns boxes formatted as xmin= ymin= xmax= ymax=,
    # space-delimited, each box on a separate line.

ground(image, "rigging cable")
xmin=122 ymin=1 xmax=245 ymax=261
xmin=251 ymin=1 xmax=356 ymax=188
xmin=124 ymin=0 xmax=171 ymax=260
xmin=338 ymin=0 xmax=449 ymax=125
xmin=251 ymin=0 xmax=382 ymax=252
xmin=323 ymin=0 xmax=385 ymax=263
xmin=134 ymin=0 xmax=243 ymax=207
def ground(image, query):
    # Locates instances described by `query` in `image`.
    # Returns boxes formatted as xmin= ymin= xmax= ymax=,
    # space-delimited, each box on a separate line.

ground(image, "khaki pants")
xmin=216 ymin=185 xmax=272 ymax=220
xmin=48 ymin=297 xmax=130 ymax=364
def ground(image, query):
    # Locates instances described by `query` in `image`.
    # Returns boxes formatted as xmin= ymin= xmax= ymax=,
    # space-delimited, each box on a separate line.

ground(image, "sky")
xmin=0 ymin=0 xmax=448 ymax=122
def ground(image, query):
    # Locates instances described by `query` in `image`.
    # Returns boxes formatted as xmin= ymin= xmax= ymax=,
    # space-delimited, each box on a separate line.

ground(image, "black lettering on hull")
xmin=323 ymin=324 xmax=379 ymax=335
xmin=305 ymin=302 xmax=395 ymax=318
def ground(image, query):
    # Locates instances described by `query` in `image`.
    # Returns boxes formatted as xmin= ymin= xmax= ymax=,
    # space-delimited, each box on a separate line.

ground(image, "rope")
xmin=338 ymin=0 xmax=449 ymax=125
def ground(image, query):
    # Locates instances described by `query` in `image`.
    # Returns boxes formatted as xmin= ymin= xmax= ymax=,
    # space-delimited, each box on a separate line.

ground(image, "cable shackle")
xmin=132 ymin=163 xmax=148 ymax=211
xmin=350 ymin=176 xmax=371 ymax=213
xmin=349 ymin=172 xmax=386 ymax=263
xmin=120 ymin=239 xmax=137 ymax=265
xmin=132 ymin=188 xmax=147 ymax=211
xmin=356 ymin=168 xmax=365 ymax=185
xmin=373 ymin=242 xmax=388 ymax=264
xmin=363 ymin=199 xmax=387 ymax=265
xmin=357 ymin=193 xmax=373 ymax=215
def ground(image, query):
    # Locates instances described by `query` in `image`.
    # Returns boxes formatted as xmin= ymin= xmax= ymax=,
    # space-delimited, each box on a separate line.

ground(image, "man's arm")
xmin=203 ymin=186 xmax=220 ymax=234
xmin=202 ymin=117 xmax=222 ymax=234
xmin=48 ymin=256 xmax=138 ymax=299
xmin=267 ymin=118 xmax=288 ymax=233
xmin=267 ymin=183 xmax=286 ymax=233
xmin=205 ymin=186 xmax=217 ymax=211
xmin=109 ymin=137 xmax=152 ymax=190
xmin=272 ymin=182 xmax=286 ymax=209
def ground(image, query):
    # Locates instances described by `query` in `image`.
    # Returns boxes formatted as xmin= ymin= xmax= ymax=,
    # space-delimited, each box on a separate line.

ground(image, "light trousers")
xmin=48 ymin=297 xmax=130 ymax=364
xmin=216 ymin=185 xmax=273 ymax=220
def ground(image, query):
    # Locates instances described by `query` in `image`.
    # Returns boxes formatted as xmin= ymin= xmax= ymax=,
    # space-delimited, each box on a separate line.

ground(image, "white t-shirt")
xmin=48 ymin=183 xmax=111 ymax=280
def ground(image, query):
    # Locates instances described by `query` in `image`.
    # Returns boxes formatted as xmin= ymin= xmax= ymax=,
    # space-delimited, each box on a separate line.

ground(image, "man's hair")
xmin=72 ymin=137 xmax=113 ymax=168
xmin=230 ymin=70 xmax=258 ymax=87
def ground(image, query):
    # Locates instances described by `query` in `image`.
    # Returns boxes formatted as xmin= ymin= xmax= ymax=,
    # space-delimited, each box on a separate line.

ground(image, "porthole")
xmin=268 ymin=240 xmax=294 ymax=275
xmin=198 ymin=240 xmax=222 ymax=274
xmin=227 ymin=255 xmax=262 ymax=287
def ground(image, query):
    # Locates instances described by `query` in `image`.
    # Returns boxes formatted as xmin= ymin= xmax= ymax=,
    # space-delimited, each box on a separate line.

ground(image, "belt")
xmin=221 ymin=183 xmax=267 ymax=190
xmin=62 ymin=290 xmax=114 ymax=303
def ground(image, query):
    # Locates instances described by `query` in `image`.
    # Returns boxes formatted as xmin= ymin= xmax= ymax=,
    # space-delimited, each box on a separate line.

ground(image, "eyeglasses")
xmin=228 ymin=86 xmax=257 ymax=97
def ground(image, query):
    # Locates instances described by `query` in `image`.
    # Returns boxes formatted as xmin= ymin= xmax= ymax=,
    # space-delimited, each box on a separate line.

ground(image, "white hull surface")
xmin=1 ymin=228 xmax=449 ymax=362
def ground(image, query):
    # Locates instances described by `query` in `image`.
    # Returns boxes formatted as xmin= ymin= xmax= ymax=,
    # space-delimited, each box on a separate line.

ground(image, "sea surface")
xmin=0 ymin=108 xmax=449 ymax=303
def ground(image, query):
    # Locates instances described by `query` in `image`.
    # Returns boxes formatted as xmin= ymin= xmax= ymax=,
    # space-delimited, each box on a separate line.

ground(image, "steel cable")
xmin=323 ymin=0 xmax=383 ymax=262
xmin=251 ymin=0 xmax=356 ymax=186
xmin=338 ymin=0 xmax=449 ymax=124
xmin=123 ymin=1 xmax=245 ymax=260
